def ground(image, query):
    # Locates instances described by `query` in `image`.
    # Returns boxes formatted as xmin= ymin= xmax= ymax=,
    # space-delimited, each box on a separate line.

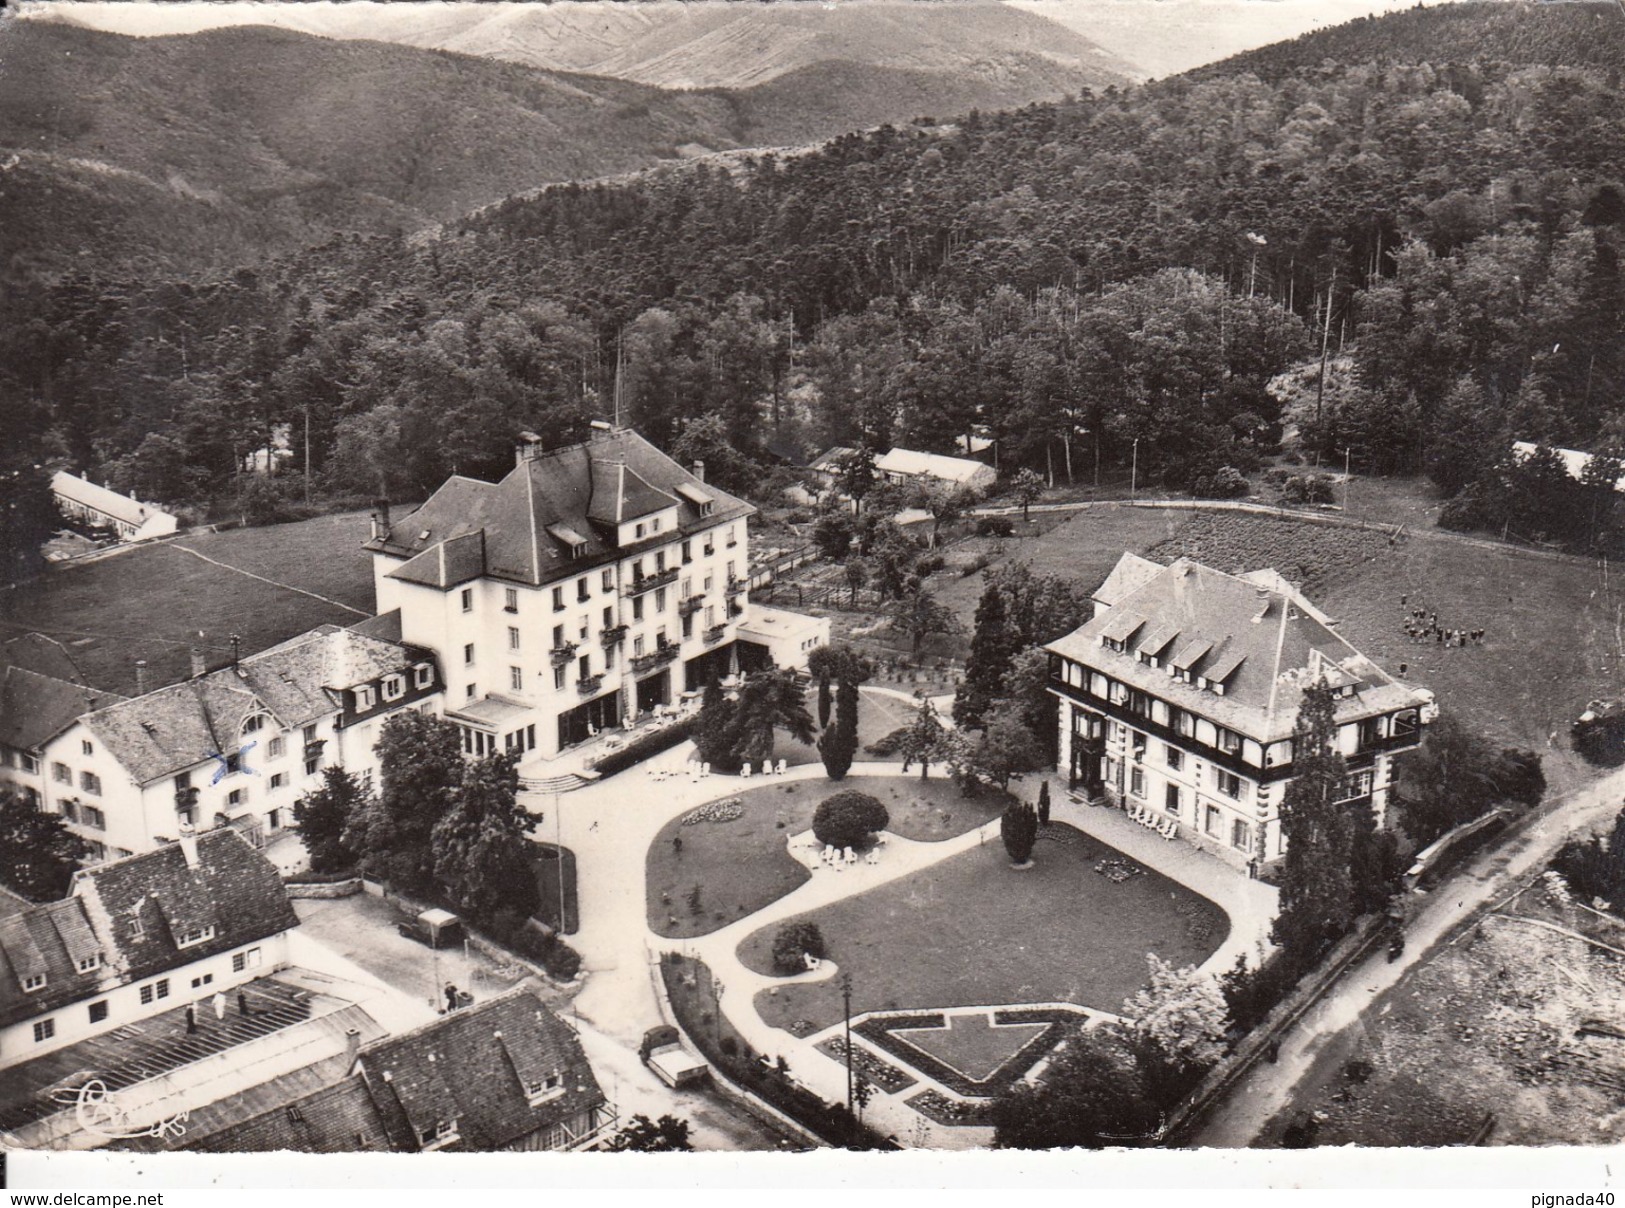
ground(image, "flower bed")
xmin=906 ymin=1089 xmax=993 ymax=1128
xmin=814 ymin=1036 xmax=917 ymax=1095
xmin=682 ymin=798 xmax=744 ymax=826
xmin=1095 ymin=856 xmax=1144 ymax=883
xmin=856 ymin=1010 xmax=1073 ymax=1099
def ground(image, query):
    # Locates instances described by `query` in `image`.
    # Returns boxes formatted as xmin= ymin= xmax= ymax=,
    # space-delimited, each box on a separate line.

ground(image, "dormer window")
xmin=526 ymin=1074 xmax=563 ymax=1103
xmin=382 ymin=675 xmax=405 ymax=701
xmin=356 ymin=685 xmax=376 ymax=711
xmin=22 ymin=974 xmax=46 ymax=993
xmin=175 ymin=925 xmax=216 ymax=949
xmin=242 ymin=714 xmax=266 ymax=735
xmin=77 ymin=954 xmax=101 ymax=974
xmin=420 ymin=1119 xmax=458 ymax=1149
xmin=413 ymin=663 xmax=434 ymax=689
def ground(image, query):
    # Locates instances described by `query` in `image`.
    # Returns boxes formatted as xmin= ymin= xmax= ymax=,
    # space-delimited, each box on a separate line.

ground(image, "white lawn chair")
xmin=741 ymin=763 xmax=753 ymax=779
xmin=866 ymin=848 xmax=879 ymax=865
xmin=843 ymin=847 xmax=856 ymax=865
xmin=776 ymin=758 xmax=788 ymax=775
xmin=702 ymin=762 xmax=711 ymax=776
xmin=1163 ymin=819 xmax=1179 ymax=840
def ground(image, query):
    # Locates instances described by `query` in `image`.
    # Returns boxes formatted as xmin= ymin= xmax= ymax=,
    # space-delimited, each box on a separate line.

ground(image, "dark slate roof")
xmin=0 ymin=666 xmax=123 ymax=754
xmin=0 ymin=830 xmax=295 ymax=1030
xmin=80 ymin=627 xmax=424 ymax=786
xmin=348 ymin=610 xmax=403 ymax=643
xmin=367 ymin=429 xmax=753 ymax=591
xmin=2 ymin=633 xmax=87 ymax=685
xmin=358 ymin=986 xmax=605 ymax=1152
xmin=191 ymin=1072 xmax=394 ymax=1154
xmin=1048 ymin=557 xmax=1428 ymax=743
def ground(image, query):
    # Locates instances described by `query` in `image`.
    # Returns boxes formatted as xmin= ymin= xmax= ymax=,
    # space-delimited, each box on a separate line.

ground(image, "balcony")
xmin=724 ymin=577 xmax=745 ymax=598
xmin=600 ymin=624 xmax=628 ymax=647
xmin=630 ymin=644 xmax=680 ymax=675
xmin=626 ymin=567 xmax=679 ymax=596
xmin=577 ymin=673 xmax=607 ymax=697
xmin=549 ymin=641 xmax=580 ymax=668
xmin=678 ymin=594 xmax=705 ymax=618
xmin=174 ymin=786 xmax=200 ymax=812
xmin=704 ymin=624 xmax=728 ymax=644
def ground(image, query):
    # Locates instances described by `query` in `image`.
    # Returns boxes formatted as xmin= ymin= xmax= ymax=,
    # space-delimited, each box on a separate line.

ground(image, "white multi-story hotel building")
xmin=21 ymin=625 xmax=441 ymax=862
xmin=1046 ymin=554 xmax=1436 ymax=871
xmin=364 ymin=428 xmax=761 ymax=765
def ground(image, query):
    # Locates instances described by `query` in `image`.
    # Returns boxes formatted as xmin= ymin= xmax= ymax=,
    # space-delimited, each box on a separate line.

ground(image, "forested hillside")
xmin=0 ymin=17 xmax=1121 ymax=282
xmin=5 ymin=1 xmax=1625 ymax=546
xmin=1194 ymin=0 xmax=1625 ymax=81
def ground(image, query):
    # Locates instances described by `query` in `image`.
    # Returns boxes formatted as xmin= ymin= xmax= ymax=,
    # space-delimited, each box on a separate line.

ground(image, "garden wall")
xmin=282 ymin=877 xmax=362 ymax=899
xmin=363 ymin=879 xmax=582 ymax=986
xmin=1163 ymin=914 xmax=1392 ymax=1145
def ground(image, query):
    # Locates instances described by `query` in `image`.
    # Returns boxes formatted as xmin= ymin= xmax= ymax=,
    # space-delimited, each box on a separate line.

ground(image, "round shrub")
xmin=812 ymin=790 xmax=890 ymax=849
xmin=976 ymin=516 xmax=1015 ymax=538
xmin=772 ymin=921 xmax=827 ymax=974
xmin=1194 ymin=466 xmax=1249 ymax=500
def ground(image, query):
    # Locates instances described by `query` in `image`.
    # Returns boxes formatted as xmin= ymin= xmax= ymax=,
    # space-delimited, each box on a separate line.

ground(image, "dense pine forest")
xmin=5 ymin=0 xmax=1625 ymax=530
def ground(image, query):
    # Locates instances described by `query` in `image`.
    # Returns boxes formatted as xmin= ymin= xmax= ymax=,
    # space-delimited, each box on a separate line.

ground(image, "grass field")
xmin=531 ymin=842 xmax=579 ymax=935
xmin=738 ymin=822 xmax=1228 ymax=1034
xmin=2 ymin=509 xmax=379 ymax=695
xmin=646 ymin=776 xmax=1006 ymax=939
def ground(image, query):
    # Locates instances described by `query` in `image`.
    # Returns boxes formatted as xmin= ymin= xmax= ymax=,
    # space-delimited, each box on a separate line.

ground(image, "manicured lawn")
xmin=892 ymin=1014 xmax=1049 ymax=1082
xmin=530 ymin=842 xmax=578 ymax=935
xmin=4 ymin=507 xmax=380 ymax=696
xmin=646 ymin=776 xmax=1006 ymax=939
xmin=738 ymin=823 xmax=1229 ymax=1033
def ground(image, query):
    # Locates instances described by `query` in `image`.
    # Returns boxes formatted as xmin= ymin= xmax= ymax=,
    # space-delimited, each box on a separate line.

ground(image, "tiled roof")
xmin=0 ymin=830 xmax=295 ymax=1031
xmin=874 ymin=448 xmax=994 ymax=484
xmin=1048 ymin=557 xmax=1427 ymax=743
xmin=80 ymin=627 xmax=423 ymax=785
xmin=1092 ymin=552 xmax=1165 ymax=609
xmin=348 ymin=610 xmax=403 ymax=643
xmin=0 ymin=666 xmax=122 ymax=754
xmin=367 ymin=430 xmax=753 ymax=591
xmin=50 ymin=471 xmax=175 ymax=529
xmin=2 ymin=633 xmax=87 ymax=685
xmin=194 ymin=1069 xmax=393 ymax=1154
xmin=358 ymin=986 xmax=605 ymax=1152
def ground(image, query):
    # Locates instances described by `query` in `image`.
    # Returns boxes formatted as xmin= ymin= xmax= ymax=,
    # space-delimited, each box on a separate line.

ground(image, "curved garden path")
xmin=524 ymin=741 xmax=1275 ymax=1149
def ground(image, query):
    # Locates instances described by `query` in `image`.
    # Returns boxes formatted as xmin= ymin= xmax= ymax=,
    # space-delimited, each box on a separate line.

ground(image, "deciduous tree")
xmin=431 ymin=751 xmax=538 ymax=926
xmin=292 ymin=766 xmax=366 ymax=874
xmin=0 ymin=789 xmax=87 ymax=901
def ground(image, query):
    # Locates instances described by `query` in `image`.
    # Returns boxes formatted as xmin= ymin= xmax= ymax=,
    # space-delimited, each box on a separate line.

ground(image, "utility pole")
xmin=1315 ymin=268 xmax=1338 ymax=432
xmin=1343 ymin=448 xmax=1352 ymax=514
xmin=1131 ymin=437 xmax=1140 ymax=502
xmin=841 ymin=971 xmax=854 ymax=1118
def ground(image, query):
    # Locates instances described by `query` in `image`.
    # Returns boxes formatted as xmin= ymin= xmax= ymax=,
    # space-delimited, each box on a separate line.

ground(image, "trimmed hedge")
xmin=661 ymin=953 xmax=893 ymax=1149
xmin=856 ymin=1009 xmax=1075 ymax=1099
xmin=590 ymin=718 xmax=697 ymax=778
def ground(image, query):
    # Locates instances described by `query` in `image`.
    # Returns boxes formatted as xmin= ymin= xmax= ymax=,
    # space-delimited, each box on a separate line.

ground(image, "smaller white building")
xmin=737 ymin=605 xmax=831 ymax=672
xmin=51 ymin=472 xmax=178 ymax=543
xmin=1511 ymin=440 xmax=1625 ymax=490
xmin=0 ymin=829 xmax=299 ymax=1070
xmin=874 ymin=448 xmax=997 ymax=492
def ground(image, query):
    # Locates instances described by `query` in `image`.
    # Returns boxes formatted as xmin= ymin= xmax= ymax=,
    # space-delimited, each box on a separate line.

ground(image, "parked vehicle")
xmin=396 ymin=907 xmax=464 ymax=950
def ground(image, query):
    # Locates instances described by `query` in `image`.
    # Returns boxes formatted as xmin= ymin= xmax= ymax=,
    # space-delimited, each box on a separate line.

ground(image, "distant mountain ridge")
xmin=0 ymin=14 xmax=1128 ymax=282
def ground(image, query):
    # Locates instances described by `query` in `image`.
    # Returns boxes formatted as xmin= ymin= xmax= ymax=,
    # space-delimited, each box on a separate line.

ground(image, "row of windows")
xmin=1118 ymin=759 xmax=1256 ymax=853
xmin=27 ymin=949 xmax=261 ymax=1048
xmin=354 ymin=664 xmax=436 ymax=712
xmin=52 ymin=764 xmax=102 ymax=795
xmin=461 ymin=536 xmax=740 ymax=617
xmin=0 ymin=747 xmax=41 ymax=774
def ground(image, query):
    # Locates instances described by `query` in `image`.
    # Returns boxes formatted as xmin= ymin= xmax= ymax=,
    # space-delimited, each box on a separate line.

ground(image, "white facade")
xmin=0 ymin=931 xmax=291 ymax=1068
xmin=50 ymin=471 xmax=179 ymax=543
xmin=377 ymin=517 xmax=750 ymax=762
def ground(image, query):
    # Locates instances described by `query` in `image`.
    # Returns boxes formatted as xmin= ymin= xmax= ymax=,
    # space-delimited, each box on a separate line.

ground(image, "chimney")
xmin=515 ymin=431 xmax=543 ymax=466
xmin=370 ymin=498 xmax=392 ymax=542
xmin=177 ymin=823 xmax=199 ymax=869
xmin=135 ymin=659 xmax=149 ymax=696
xmin=692 ymin=459 xmax=706 ymax=484
xmin=190 ymin=646 xmax=207 ymax=679
xmin=230 ymin=634 xmax=241 ymax=668
xmin=345 ymin=1027 xmax=362 ymax=1064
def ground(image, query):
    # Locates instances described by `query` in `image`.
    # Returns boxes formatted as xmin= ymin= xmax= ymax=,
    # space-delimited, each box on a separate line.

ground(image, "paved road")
xmin=1190 ymin=764 xmax=1625 ymax=1148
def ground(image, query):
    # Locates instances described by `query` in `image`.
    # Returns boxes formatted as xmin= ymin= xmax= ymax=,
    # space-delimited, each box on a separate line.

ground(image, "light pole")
xmin=840 ymin=971 xmax=854 ymax=1118
xmin=1130 ymin=437 xmax=1141 ymax=502
xmin=1343 ymin=447 xmax=1352 ymax=514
